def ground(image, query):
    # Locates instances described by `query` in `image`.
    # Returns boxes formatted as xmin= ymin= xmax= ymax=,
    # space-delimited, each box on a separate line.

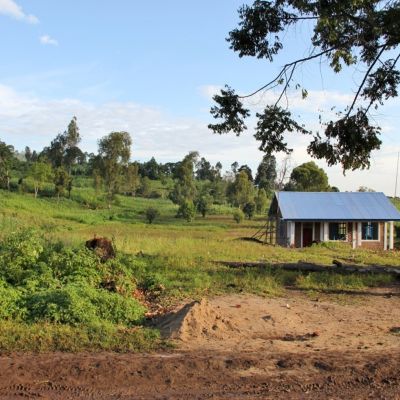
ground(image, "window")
xmin=362 ymin=222 xmax=379 ymax=240
xmin=329 ymin=222 xmax=347 ymax=240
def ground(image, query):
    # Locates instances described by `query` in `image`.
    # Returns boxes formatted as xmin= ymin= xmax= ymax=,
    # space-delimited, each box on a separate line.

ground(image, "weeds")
xmin=0 ymin=189 xmax=399 ymax=351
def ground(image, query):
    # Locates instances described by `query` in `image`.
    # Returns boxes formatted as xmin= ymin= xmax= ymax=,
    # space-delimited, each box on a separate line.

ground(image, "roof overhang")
xmin=281 ymin=219 xmax=400 ymax=222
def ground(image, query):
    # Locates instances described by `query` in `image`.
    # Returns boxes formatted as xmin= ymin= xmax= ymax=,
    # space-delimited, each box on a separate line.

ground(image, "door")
xmin=303 ymin=226 xmax=313 ymax=247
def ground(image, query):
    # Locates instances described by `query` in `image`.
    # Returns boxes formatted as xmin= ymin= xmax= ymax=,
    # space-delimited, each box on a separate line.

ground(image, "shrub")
xmin=177 ymin=200 xmax=196 ymax=222
xmin=0 ymin=229 xmax=45 ymax=285
xmin=148 ymin=190 xmax=162 ymax=199
xmin=25 ymin=285 xmax=98 ymax=325
xmin=145 ymin=207 xmax=160 ymax=224
xmin=25 ymin=284 xmax=145 ymax=326
xmin=98 ymin=256 xmax=137 ymax=296
xmin=47 ymin=247 xmax=102 ymax=286
xmin=140 ymin=273 xmax=167 ymax=294
xmin=138 ymin=177 xmax=151 ymax=197
xmin=243 ymin=202 xmax=256 ymax=219
xmin=48 ymin=246 xmax=137 ymax=295
xmin=196 ymin=195 xmax=213 ymax=218
xmin=0 ymin=231 xmax=148 ymax=336
xmin=255 ymin=188 xmax=268 ymax=213
xmin=89 ymin=289 xmax=145 ymax=325
xmin=233 ymin=209 xmax=244 ymax=224
xmin=0 ymin=281 xmax=25 ymax=320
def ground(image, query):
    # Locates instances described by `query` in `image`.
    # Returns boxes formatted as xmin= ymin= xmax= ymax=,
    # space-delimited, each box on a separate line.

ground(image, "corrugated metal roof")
xmin=273 ymin=192 xmax=400 ymax=221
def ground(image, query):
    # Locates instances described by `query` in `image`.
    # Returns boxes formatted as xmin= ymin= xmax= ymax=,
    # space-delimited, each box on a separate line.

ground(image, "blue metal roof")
xmin=272 ymin=192 xmax=400 ymax=221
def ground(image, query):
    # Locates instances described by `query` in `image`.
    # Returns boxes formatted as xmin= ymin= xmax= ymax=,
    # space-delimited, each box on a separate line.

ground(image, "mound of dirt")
xmin=155 ymin=299 xmax=237 ymax=341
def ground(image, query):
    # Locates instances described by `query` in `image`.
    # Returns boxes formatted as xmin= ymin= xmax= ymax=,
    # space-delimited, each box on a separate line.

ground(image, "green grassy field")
xmin=0 ymin=188 xmax=399 ymax=352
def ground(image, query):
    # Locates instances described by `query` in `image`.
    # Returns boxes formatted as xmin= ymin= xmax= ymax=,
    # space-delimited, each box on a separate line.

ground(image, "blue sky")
xmin=0 ymin=0 xmax=399 ymax=194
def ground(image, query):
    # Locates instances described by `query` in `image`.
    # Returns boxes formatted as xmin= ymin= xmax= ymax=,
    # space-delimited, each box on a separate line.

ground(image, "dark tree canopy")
xmin=238 ymin=164 xmax=253 ymax=181
xmin=41 ymin=117 xmax=83 ymax=172
xmin=255 ymin=153 xmax=277 ymax=194
xmin=97 ymin=131 xmax=132 ymax=199
xmin=169 ymin=152 xmax=198 ymax=205
xmin=0 ymin=140 xmax=16 ymax=190
xmin=196 ymin=158 xmax=222 ymax=182
xmin=209 ymin=0 xmax=400 ymax=171
xmin=285 ymin=161 xmax=330 ymax=192
xmin=139 ymin=157 xmax=161 ymax=180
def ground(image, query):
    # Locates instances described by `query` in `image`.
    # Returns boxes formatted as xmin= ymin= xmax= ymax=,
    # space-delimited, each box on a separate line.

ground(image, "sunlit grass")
xmin=0 ymin=321 xmax=161 ymax=352
xmin=0 ymin=188 xmax=399 ymax=352
xmin=1 ymin=189 xmax=399 ymax=268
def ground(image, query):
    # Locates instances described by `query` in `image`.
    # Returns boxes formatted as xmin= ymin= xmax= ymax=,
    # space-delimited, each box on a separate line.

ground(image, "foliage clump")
xmin=196 ymin=195 xmax=212 ymax=218
xmin=233 ymin=208 xmax=244 ymax=224
xmin=0 ymin=230 xmax=146 ymax=328
xmin=177 ymin=200 xmax=196 ymax=222
xmin=243 ymin=202 xmax=256 ymax=219
xmin=145 ymin=207 xmax=160 ymax=224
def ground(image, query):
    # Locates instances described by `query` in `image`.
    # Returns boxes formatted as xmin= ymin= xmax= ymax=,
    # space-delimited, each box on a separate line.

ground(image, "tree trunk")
xmin=214 ymin=260 xmax=400 ymax=276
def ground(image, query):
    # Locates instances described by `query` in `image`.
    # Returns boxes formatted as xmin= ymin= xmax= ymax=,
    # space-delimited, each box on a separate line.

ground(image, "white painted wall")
xmin=389 ymin=221 xmax=394 ymax=250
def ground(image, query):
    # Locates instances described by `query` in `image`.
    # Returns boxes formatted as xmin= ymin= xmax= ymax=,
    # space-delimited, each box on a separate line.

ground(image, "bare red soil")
xmin=1 ymin=289 xmax=400 ymax=399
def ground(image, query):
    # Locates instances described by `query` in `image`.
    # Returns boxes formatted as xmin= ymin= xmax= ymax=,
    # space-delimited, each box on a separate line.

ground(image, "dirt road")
xmin=1 ymin=289 xmax=400 ymax=399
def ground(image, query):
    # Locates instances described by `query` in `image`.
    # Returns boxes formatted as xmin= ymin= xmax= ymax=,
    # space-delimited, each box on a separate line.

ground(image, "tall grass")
xmin=0 ymin=189 xmax=399 ymax=352
xmin=0 ymin=321 xmax=161 ymax=352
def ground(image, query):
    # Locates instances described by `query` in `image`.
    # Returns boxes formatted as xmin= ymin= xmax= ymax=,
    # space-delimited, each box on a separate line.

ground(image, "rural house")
xmin=267 ymin=192 xmax=400 ymax=250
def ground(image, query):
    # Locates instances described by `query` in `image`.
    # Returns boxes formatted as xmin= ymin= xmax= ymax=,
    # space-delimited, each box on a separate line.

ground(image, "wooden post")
xmin=357 ymin=222 xmax=362 ymax=247
xmin=389 ymin=221 xmax=394 ymax=250
xmin=352 ymin=222 xmax=356 ymax=249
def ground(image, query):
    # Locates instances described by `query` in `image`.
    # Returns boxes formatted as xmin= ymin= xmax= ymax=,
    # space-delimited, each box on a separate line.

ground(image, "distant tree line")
xmin=0 ymin=116 xmax=343 ymax=220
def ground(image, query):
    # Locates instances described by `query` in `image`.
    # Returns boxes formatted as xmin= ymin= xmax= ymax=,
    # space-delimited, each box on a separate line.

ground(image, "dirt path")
xmin=1 ymin=289 xmax=400 ymax=399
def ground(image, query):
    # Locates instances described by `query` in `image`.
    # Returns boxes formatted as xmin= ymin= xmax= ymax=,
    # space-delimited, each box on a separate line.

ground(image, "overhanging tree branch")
xmin=364 ymin=52 xmax=400 ymax=115
xmin=209 ymin=0 xmax=400 ymax=171
xmin=239 ymin=47 xmax=336 ymax=99
xmin=346 ymin=45 xmax=387 ymax=118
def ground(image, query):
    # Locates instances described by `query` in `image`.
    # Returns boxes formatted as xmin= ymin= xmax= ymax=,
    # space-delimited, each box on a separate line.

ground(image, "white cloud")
xmin=199 ymin=84 xmax=222 ymax=100
xmin=0 ymin=83 xmax=258 ymax=162
xmin=0 ymin=83 xmax=398 ymax=195
xmin=0 ymin=0 xmax=38 ymax=23
xmin=40 ymin=35 xmax=58 ymax=46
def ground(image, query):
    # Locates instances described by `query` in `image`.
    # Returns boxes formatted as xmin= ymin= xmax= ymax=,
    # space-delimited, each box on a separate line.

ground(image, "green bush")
xmin=148 ymin=190 xmax=162 ymax=199
xmin=0 ymin=281 xmax=25 ymax=320
xmin=145 ymin=207 xmax=160 ymax=224
xmin=196 ymin=195 xmax=213 ymax=218
xmin=0 ymin=231 xmax=148 ymax=328
xmin=25 ymin=285 xmax=97 ymax=325
xmin=99 ymin=257 xmax=138 ymax=295
xmin=47 ymin=247 xmax=102 ymax=285
xmin=243 ymin=202 xmax=256 ymax=219
xmin=0 ymin=229 xmax=45 ymax=285
xmin=177 ymin=200 xmax=196 ymax=222
xmin=232 ymin=208 xmax=244 ymax=224
xmin=89 ymin=288 xmax=145 ymax=325
xmin=140 ymin=272 xmax=167 ymax=293
xmin=25 ymin=284 xmax=145 ymax=326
